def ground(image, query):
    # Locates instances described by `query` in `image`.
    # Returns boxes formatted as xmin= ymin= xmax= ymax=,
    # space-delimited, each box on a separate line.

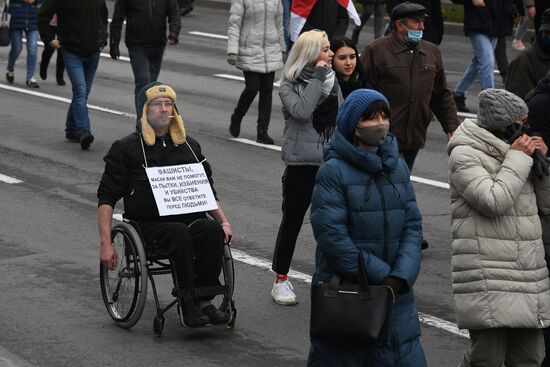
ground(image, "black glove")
xmin=109 ymin=40 xmax=120 ymax=60
xmin=532 ymin=150 xmax=549 ymax=180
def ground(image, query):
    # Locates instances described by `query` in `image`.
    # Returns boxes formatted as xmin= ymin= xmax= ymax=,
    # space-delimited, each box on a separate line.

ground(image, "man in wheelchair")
xmin=97 ymin=81 xmax=233 ymax=326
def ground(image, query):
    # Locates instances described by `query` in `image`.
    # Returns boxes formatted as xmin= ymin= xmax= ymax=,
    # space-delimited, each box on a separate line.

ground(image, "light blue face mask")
xmin=405 ymin=28 xmax=423 ymax=43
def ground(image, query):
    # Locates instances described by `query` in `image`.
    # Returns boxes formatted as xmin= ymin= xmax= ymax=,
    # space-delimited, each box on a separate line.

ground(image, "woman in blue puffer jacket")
xmin=308 ymin=89 xmax=426 ymax=366
xmin=6 ymin=0 xmax=41 ymax=87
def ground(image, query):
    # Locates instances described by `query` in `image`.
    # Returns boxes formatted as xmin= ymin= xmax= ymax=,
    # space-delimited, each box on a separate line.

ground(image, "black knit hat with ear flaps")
xmin=136 ymin=81 xmax=186 ymax=146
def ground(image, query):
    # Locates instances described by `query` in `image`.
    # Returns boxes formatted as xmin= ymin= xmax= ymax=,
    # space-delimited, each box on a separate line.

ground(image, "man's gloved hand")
xmin=227 ymin=53 xmax=237 ymax=66
xmin=532 ymin=150 xmax=549 ymax=180
xmin=109 ymin=40 xmax=120 ymax=60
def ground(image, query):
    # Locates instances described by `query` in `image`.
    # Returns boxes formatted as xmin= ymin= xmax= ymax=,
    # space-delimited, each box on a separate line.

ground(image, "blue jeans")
xmin=7 ymin=29 xmax=38 ymax=79
xmin=282 ymin=0 xmax=292 ymax=52
xmin=128 ymin=46 xmax=165 ymax=113
xmin=62 ymin=50 xmax=100 ymax=135
xmin=454 ymin=33 xmax=497 ymax=96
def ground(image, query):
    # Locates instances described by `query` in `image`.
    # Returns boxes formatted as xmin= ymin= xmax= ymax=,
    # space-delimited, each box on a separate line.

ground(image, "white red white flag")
xmin=289 ymin=0 xmax=361 ymax=42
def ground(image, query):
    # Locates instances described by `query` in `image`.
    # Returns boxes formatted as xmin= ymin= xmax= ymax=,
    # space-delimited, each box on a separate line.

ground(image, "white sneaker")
xmin=271 ymin=279 xmax=297 ymax=305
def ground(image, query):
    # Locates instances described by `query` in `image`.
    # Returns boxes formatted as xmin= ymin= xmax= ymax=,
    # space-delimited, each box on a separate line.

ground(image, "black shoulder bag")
xmin=310 ymin=251 xmax=395 ymax=343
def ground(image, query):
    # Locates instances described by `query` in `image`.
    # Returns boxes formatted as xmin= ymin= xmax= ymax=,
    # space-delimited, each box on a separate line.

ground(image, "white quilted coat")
xmin=227 ymin=0 xmax=285 ymax=73
xmin=448 ymin=119 xmax=550 ymax=330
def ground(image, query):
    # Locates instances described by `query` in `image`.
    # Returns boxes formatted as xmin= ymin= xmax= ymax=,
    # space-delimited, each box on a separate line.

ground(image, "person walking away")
xmin=6 ymin=0 xmax=40 ymax=88
xmin=38 ymin=0 xmax=108 ymax=150
xmin=271 ymin=30 xmax=340 ymax=305
xmin=109 ymin=0 xmax=181 ymax=114
xmin=227 ymin=0 xmax=285 ymax=145
xmin=351 ymin=0 xmax=386 ymax=45
xmin=308 ymin=89 xmax=426 ymax=366
xmin=506 ymin=8 xmax=550 ymax=100
xmin=39 ymin=14 xmax=65 ymax=86
xmin=452 ymin=0 xmax=515 ymax=112
xmin=330 ymin=36 xmax=366 ymax=98
xmin=448 ymin=88 xmax=550 ymax=367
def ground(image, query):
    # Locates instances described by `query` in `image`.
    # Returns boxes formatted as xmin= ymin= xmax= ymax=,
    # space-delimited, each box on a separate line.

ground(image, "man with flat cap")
xmin=360 ymin=2 xmax=459 ymax=250
xmin=360 ymin=2 xmax=458 ymax=172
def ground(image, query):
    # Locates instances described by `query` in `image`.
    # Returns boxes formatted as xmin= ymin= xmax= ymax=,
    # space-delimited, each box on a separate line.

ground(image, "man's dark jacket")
xmin=506 ymin=38 xmax=550 ymax=100
xmin=97 ymin=133 xmax=217 ymax=224
xmin=528 ymin=75 xmax=550 ymax=150
xmin=38 ymin=0 xmax=108 ymax=58
xmin=110 ymin=0 xmax=181 ymax=48
xmin=463 ymin=0 xmax=514 ymax=37
xmin=360 ymin=35 xmax=459 ymax=151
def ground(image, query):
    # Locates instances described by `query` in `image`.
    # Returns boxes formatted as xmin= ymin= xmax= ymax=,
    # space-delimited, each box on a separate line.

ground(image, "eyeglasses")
xmin=149 ymin=101 xmax=174 ymax=108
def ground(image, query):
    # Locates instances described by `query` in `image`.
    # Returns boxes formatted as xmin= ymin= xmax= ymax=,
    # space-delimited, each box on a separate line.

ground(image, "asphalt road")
xmin=0 ymin=2 xmax=526 ymax=366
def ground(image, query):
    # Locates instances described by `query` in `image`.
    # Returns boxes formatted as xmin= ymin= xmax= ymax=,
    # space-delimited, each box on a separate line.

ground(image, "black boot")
xmin=257 ymin=126 xmax=274 ymax=144
xmin=39 ymin=60 xmax=47 ymax=80
xmin=453 ymin=94 xmax=470 ymax=113
xmin=229 ymin=113 xmax=241 ymax=137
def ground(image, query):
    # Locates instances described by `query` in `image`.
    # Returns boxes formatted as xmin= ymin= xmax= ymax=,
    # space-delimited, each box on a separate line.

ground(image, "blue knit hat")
xmin=336 ymin=89 xmax=390 ymax=140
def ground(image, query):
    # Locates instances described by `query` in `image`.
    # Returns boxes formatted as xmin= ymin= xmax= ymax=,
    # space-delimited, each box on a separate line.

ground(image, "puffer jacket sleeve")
xmin=227 ymin=0 xmax=244 ymax=55
xmin=311 ymin=162 xmax=392 ymax=284
xmin=279 ymin=67 xmax=327 ymax=122
xmin=534 ymin=172 xmax=550 ymax=216
xmin=449 ymin=145 xmax=533 ymax=217
xmin=390 ymin=175 xmax=423 ymax=292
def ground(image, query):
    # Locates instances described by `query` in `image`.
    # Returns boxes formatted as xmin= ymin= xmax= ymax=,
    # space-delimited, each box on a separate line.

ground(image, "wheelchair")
xmin=99 ymin=219 xmax=236 ymax=337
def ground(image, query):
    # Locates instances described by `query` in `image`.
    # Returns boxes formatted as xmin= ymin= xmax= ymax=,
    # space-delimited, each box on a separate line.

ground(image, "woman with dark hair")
xmin=308 ymin=89 xmax=426 ymax=366
xmin=330 ymin=36 xmax=366 ymax=98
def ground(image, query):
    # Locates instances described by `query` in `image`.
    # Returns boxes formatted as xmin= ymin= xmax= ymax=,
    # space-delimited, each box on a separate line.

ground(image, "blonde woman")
xmin=270 ymin=30 xmax=341 ymax=305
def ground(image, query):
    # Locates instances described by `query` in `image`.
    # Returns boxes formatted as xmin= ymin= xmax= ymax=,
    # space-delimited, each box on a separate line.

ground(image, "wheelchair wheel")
xmin=100 ymin=222 xmax=148 ymax=329
xmin=220 ymin=245 xmax=237 ymax=329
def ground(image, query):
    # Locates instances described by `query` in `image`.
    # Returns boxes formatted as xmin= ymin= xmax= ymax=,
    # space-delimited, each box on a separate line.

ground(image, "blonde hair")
xmin=281 ymin=30 xmax=328 ymax=83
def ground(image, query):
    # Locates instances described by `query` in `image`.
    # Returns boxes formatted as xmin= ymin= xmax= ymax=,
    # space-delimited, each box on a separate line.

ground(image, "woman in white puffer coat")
xmin=226 ymin=0 xmax=285 ymax=145
xmin=448 ymin=89 xmax=550 ymax=367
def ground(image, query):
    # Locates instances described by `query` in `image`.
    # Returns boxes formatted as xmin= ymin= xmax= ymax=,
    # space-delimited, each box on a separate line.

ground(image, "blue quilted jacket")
xmin=308 ymin=89 xmax=426 ymax=367
xmin=8 ymin=0 xmax=41 ymax=31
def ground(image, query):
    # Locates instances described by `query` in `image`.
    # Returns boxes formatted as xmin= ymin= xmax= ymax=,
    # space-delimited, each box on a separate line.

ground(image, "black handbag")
xmin=310 ymin=252 xmax=395 ymax=343
xmin=0 ymin=1 xmax=9 ymax=47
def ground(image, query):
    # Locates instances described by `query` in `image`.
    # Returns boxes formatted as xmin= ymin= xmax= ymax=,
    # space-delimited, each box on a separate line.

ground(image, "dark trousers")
xmin=233 ymin=71 xmax=275 ymax=130
xmin=272 ymin=165 xmax=319 ymax=275
xmin=494 ymin=36 xmax=509 ymax=81
xmin=128 ymin=46 xmax=165 ymax=113
xmin=40 ymin=26 xmax=64 ymax=81
xmin=138 ymin=218 xmax=224 ymax=292
xmin=399 ymin=149 xmax=419 ymax=173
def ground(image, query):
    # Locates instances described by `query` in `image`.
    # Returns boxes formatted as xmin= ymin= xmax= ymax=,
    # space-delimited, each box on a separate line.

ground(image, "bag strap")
xmin=358 ymin=251 xmax=370 ymax=290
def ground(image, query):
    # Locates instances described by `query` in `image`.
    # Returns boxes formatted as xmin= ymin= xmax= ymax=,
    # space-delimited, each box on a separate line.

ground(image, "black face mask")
xmin=496 ymin=122 xmax=530 ymax=144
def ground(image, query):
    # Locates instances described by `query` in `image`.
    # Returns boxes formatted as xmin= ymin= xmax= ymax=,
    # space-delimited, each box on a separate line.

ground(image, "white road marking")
xmin=411 ymin=175 xmax=450 ymax=190
xmin=189 ymin=31 xmax=228 ymax=40
xmin=110 ymin=213 xmax=468 ymax=338
xmin=0 ymin=173 xmax=23 ymax=184
xmin=214 ymin=73 xmax=281 ymax=88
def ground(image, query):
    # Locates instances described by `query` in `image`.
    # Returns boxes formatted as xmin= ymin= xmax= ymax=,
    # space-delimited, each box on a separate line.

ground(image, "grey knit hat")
xmin=476 ymin=89 xmax=528 ymax=132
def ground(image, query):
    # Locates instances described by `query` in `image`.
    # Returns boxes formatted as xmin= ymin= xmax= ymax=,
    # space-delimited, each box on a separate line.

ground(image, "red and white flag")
xmin=289 ymin=0 xmax=361 ymax=42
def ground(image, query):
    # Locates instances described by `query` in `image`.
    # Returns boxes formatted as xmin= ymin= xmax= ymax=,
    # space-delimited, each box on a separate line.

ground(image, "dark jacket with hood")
xmin=308 ymin=90 xmax=425 ymax=367
xmin=528 ymin=74 xmax=550 ymax=151
xmin=38 ymin=0 xmax=108 ymax=58
xmin=506 ymin=36 xmax=550 ymax=100
xmin=463 ymin=0 xmax=514 ymax=37
xmin=97 ymin=82 xmax=217 ymax=224
xmin=8 ymin=0 xmax=41 ymax=31
xmin=110 ymin=0 xmax=181 ymax=48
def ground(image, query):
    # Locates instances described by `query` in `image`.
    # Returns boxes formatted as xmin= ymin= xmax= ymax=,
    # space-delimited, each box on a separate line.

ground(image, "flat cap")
xmin=540 ymin=8 xmax=550 ymax=32
xmin=390 ymin=2 xmax=428 ymax=22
